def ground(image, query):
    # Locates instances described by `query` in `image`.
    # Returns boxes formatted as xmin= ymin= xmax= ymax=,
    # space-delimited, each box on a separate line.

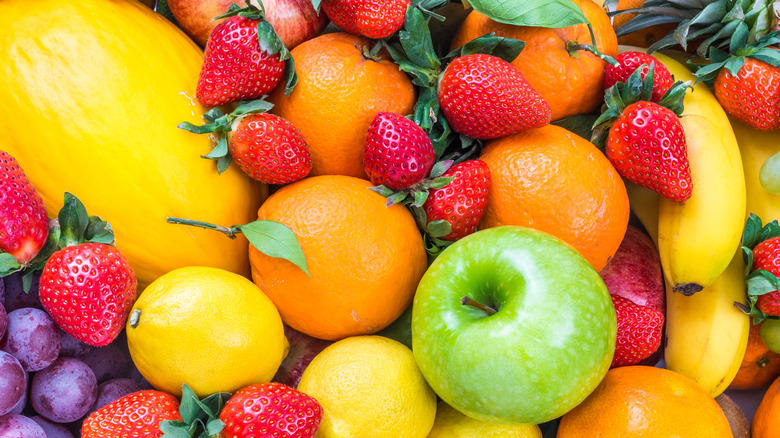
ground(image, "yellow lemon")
xmin=126 ymin=266 xmax=288 ymax=397
xmin=297 ymin=336 xmax=437 ymax=438
xmin=427 ymin=402 xmax=543 ymax=437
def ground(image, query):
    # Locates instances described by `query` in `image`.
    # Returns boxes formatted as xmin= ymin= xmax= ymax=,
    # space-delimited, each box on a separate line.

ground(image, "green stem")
xmin=461 ymin=296 xmax=498 ymax=316
xmin=166 ymin=217 xmax=242 ymax=239
xmin=567 ymin=41 xmax=619 ymax=67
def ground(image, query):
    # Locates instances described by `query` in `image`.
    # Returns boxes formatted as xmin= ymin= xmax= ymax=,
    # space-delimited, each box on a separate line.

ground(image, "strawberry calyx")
xmin=159 ymin=384 xmax=229 ymax=438
xmin=693 ymin=31 xmax=780 ymax=85
xmin=369 ymin=159 xmax=454 ymax=207
xmin=738 ymin=212 xmax=780 ymax=323
xmin=178 ymin=99 xmax=275 ymax=174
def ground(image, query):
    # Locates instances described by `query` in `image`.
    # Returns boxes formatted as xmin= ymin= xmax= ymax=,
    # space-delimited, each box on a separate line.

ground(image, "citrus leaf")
xmin=238 ymin=220 xmax=309 ymax=275
xmin=0 ymin=253 xmax=21 ymax=277
xmin=467 ymin=0 xmax=589 ymax=28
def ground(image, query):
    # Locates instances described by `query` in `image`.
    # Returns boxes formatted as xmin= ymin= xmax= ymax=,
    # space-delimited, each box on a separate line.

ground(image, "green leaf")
xmin=430 ymin=160 xmax=453 ymax=178
xmin=552 ymin=114 xmax=599 ymax=140
xmin=85 ymin=217 xmax=115 ymax=245
xmin=368 ymin=185 xmax=394 ymax=197
xmin=723 ymin=56 xmax=747 ymax=77
xmin=747 ymin=270 xmax=780 ymax=296
xmin=386 ymin=191 xmax=409 ymax=207
xmin=759 ymin=219 xmax=780 ymax=242
xmin=730 ymin=21 xmax=750 ymax=54
xmin=429 ymin=176 xmax=454 ymax=189
xmin=467 ymin=0 xmax=589 ymax=28
xmin=178 ymin=121 xmax=220 ymax=135
xmin=0 ymin=253 xmax=22 ymax=277
xmin=179 ymin=385 xmax=202 ymax=425
xmin=238 ymin=220 xmax=309 ymax=275
xmin=233 ymin=99 xmax=274 ymax=115
xmin=283 ymin=56 xmax=298 ymax=96
xmin=742 ymin=246 xmax=754 ymax=276
xmin=748 ymin=47 xmax=780 ymax=67
xmin=206 ymin=419 xmax=225 ymax=435
xmin=159 ymin=421 xmax=191 ymax=438
xmin=427 ymin=219 xmax=452 ymax=238
xmin=311 ymin=0 xmax=322 ymax=12
xmin=449 ymin=33 xmax=525 ymax=63
xmin=216 ymin=152 xmax=233 ymax=175
xmin=203 ymin=136 xmax=230 ymax=161
xmin=199 ymin=392 xmax=230 ymax=419
xmin=399 ymin=7 xmax=441 ymax=73
xmin=743 ymin=212 xmax=761 ymax=248
xmin=257 ymin=21 xmax=284 ymax=56
xmin=59 ymin=192 xmax=90 ymax=248
xmin=413 ymin=190 xmax=429 ymax=207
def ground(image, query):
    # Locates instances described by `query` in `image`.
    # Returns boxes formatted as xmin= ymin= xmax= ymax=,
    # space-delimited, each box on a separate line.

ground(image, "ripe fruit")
xmin=0 ymin=415 xmax=46 ymax=438
xmin=728 ymin=321 xmax=780 ymax=390
xmin=479 ymin=124 xmax=629 ymax=271
xmin=0 ymin=151 xmax=48 ymax=266
xmin=437 ymin=54 xmax=551 ymax=139
xmin=752 ymin=377 xmax=780 ymax=438
xmin=0 ymin=308 xmax=61 ymax=372
xmin=610 ymin=295 xmax=664 ymax=367
xmin=427 ymin=401 xmax=542 ymax=438
xmin=744 ymin=227 xmax=780 ymax=317
xmin=82 ymin=390 xmax=183 ymax=438
xmin=31 ymin=357 xmax=98 ymax=423
xmin=0 ymin=351 xmax=25 ymax=416
xmin=272 ymin=325 xmax=333 ymax=389
xmin=363 ymin=112 xmax=435 ymax=190
xmin=422 ymin=160 xmax=490 ymax=242
xmin=604 ymin=51 xmax=674 ymax=102
xmin=320 ymin=0 xmax=409 ymax=39
xmin=219 ymin=382 xmax=323 ymax=438
xmin=714 ymin=57 xmax=780 ymax=132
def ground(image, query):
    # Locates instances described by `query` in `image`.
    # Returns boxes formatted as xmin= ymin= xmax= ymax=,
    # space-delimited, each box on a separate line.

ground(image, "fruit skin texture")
xmin=734 ymin=117 xmax=780 ymax=223
xmin=607 ymin=101 xmax=692 ymax=203
xmin=196 ymin=13 xmax=285 ymax=107
xmin=229 ymin=112 xmax=312 ymax=185
xmin=363 ymin=112 xmax=434 ymax=190
xmin=557 ymin=366 xmax=732 ymax=437
xmin=750 ymin=236 xmax=780 ymax=315
xmin=219 ymin=382 xmax=323 ymax=438
xmin=0 ymin=0 xmax=263 ymax=288
xmin=423 ymin=160 xmax=490 ymax=241
xmin=752 ymin=377 xmax=780 ymax=438
xmin=604 ymin=51 xmax=674 ymax=103
xmin=297 ymin=336 xmax=437 ymax=438
xmin=728 ymin=321 xmax=780 ymax=390
xmin=39 ymin=243 xmax=137 ymax=347
xmin=450 ymin=0 xmax=618 ymax=121
xmin=81 ymin=390 xmax=182 ymax=438
xmin=321 ymin=0 xmax=409 ymax=39
xmin=427 ymin=401 xmax=542 ymax=438
xmin=714 ymin=57 xmax=780 ymax=132
xmin=437 ymin=54 xmax=551 ymax=139
xmin=250 ymin=175 xmax=427 ymax=341
xmin=269 ymin=32 xmax=416 ymax=178
xmin=126 ymin=266 xmax=288 ymax=398
xmin=610 ymin=295 xmax=664 ymax=367
xmin=412 ymin=226 xmax=616 ymax=425
xmin=0 ymin=152 xmax=48 ymax=265
xmin=479 ymin=124 xmax=629 ymax=271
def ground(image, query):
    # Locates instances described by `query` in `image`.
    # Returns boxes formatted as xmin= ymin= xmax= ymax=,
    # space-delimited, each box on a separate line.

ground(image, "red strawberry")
xmin=196 ymin=3 xmax=287 ymax=107
xmin=363 ymin=112 xmax=435 ymax=190
xmin=320 ymin=0 xmax=409 ymax=39
xmin=751 ymin=236 xmax=780 ymax=316
xmin=0 ymin=151 xmax=48 ymax=265
xmin=606 ymin=101 xmax=692 ymax=203
xmin=39 ymin=242 xmax=137 ymax=347
xmin=219 ymin=382 xmax=323 ymax=438
xmin=422 ymin=160 xmax=490 ymax=242
xmin=81 ymin=390 xmax=182 ymax=438
xmin=437 ymin=53 xmax=551 ymax=139
xmin=611 ymin=294 xmax=664 ymax=368
xmin=714 ymin=57 xmax=780 ymax=131
xmin=604 ymin=51 xmax=674 ymax=102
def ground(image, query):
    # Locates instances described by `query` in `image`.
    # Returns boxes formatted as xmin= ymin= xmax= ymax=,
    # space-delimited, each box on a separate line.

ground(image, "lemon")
xmin=427 ymin=402 xmax=543 ymax=437
xmin=126 ymin=266 xmax=288 ymax=397
xmin=297 ymin=336 xmax=437 ymax=437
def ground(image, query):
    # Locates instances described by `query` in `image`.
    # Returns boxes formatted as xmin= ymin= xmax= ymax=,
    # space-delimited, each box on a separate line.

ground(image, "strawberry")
xmin=604 ymin=51 xmax=674 ymax=102
xmin=320 ymin=0 xmax=409 ymax=39
xmin=363 ymin=112 xmax=435 ymax=190
xmin=437 ymin=53 xmax=551 ymax=140
xmin=750 ymin=236 xmax=780 ymax=316
xmin=422 ymin=159 xmax=490 ymax=242
xmin=196 ymin=2 xmax=292 ymax=107
xmin=219 ymin=382 xmax=323 ymax=438
xmin=82 ymin=390 xmax=182 ymax=438
xmin=610 ymin=294 xmax=664 ymax=368
xmin=713 ymin=57 xmax=780 ymax=131
xmin=0 ymin=151 xmax=48 ymax=266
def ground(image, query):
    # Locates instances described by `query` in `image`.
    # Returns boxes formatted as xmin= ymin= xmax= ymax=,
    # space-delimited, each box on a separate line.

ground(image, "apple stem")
xmin=461 ymin=296 xmax=497 ymax=316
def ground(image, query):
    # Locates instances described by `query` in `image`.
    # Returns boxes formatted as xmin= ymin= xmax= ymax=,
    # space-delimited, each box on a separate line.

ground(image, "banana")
xmin=625 ymin=182 xmax=659 ymax=245
xmin=732 ymin=118 xmax=780 ymax=222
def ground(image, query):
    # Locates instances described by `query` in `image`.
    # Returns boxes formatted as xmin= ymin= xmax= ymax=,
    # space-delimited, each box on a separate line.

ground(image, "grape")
xmin=2 ymin=273 xmax=42 ymax=313
xmin=30 ymin=357 xmax=97 ymax=423
xmin=126 ymin=361 xmax=154 ymax=390
xmin=86 ymin=378 xmax=142 ymax=418
xmin=0 ymin=351 xmax=26 ymax=416
xmin=8 ymin=387 xmax=26 ymax=416
xmin=0 ymin=278 xmax=5 ymax=306
xmin=0 ymin=308 xmax=61 ymax=372
xmin=0 ymin=414 xmax=46 ymax=438
xmin=0 ymin=303 xmax=6 ymax=340
xmin=78 ymin=342 xmax=130 ymax=383
xmin=760 ymin=151 xmax=780 ymax=195
xmin=58 ymin=331 xmax=92 ymax=358
xmin=30 ymin=416 xmax=74 ymax=438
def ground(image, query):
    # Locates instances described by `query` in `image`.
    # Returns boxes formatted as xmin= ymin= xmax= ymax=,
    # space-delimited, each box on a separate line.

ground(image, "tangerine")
xmin=753 ymin=377 xmax=780 ymax=438
xmin=728 ymin=321 xmax=780 ymax=390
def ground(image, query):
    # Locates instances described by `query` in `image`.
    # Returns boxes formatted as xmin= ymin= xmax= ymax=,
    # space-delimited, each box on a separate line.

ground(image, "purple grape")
xmin=125 ymin=361 xmax=154 ymax=390
xmin=0 ymin=277 xmax=5 ymax=305
xmin=0 ymin=308 xmax=61 ymax=372
xmin=30 ymin=358 xmax=97 ymax=423
xmin=58 ymin=331 xmax=91 ymax=358
xmin=8 ymin=388 xmax=26 ymax=416
xmin=30 ymin=416 xmax=74 ymax=438
xmin=78 ymin=342 xmax=129 ymax=383
xmin=2 ymin=273 xmax=42 ymax=313
xmin=0 ymin=303 xmax=6 ymax=341
xmin=0 ymin=351 xmax=25 ymax=416
xmin=86 ymin=378 xmax=143 ymax=418
xmin=0 ymin=414 xmax=46 ymax=438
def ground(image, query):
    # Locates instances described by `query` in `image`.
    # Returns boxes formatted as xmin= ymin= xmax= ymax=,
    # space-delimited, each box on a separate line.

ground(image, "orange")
xmin=753 ymin=377 xmax=780 ymax=438
xmin=478 ymin=124 xmax=629 ymax=271
xmin=728 ymin=322 xmax=780 ymax=390
xmin=608 ymin=0 xmax=677 ymax=48
xmin=450 ymin=0 xmax=618 ymax=121
xmin=268 ymin=32 xmax=416 ymax=179
xmin=248 ymin=175 xmax=427 ymax=341
xmin=557 ymin=365 xmax=732 ymax=437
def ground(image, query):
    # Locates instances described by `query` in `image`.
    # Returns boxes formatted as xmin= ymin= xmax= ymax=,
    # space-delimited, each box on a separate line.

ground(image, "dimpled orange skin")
xmin=450 ymin=0 xmax=618 ymax=121
xmin=753 ymin=378 xmax=780 ymax=438
xmin=249 ymin=175 xmax=427 ymax=341
xmin=269 ymin=32 xmax=416 ymax=179
xmin=557 ymin=366 xmax=732 ymax=437
xmin=478 ymin=124 xmax=629 ymax=271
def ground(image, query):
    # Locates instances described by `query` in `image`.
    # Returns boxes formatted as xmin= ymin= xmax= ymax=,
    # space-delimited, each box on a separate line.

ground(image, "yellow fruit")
xmin=733 ymin=117 xmax=780 ymax=221
xmin=426 ymin=402 xmax=542 ymax=438
xmin=297 ymin=336 xmax=437 ymax=438
xmin=126 ymin=266 xmax=288 ymax=398
xmin=0 ymin=0 xmax=263 ymax=288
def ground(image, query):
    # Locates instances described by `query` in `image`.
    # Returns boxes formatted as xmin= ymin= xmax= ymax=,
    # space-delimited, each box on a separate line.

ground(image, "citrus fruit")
xmin=450 ymin=0 xmax=618 ymax=121
xmin=478 ymin=124 xmax=629 ymax=271
xmin=296 ymin=336 xmax=437 ymax=438
xmin=427 ymin=401 xmax=542 ymax=437
xmin=752 ymin=377 xmax=780 ymax=438
xmin=268 ymin=32 xmax=416 ymax=178
xmin=557 ymin=365 xmax=732 ymax=437
xmin=249 ymin=175 xmax=427 ymax=341
xmin=125 ymin=266 xmax=288 ymax=397
xmin=728 ymin=321 xmax=780 ymax=390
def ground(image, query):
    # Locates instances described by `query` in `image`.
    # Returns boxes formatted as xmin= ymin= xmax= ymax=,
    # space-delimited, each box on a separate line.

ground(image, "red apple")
xmin=167 ymin=0 xmax=328 ymax=48
xmin=272 ymin=325 xmax=332 ymax=389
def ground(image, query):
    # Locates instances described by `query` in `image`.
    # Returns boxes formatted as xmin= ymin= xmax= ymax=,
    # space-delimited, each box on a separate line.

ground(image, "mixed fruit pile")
xmin=2 ymin=0 xmax=780 ymax=436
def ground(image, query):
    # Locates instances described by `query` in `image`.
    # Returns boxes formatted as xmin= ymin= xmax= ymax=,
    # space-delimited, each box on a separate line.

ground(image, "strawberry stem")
xmin=461 ymin=296 xmax=497 ymax=315
xmin=567 ymin=41 xmax=618 ymax=67
xmin=166 ymin=217 xmax=241 ymax=239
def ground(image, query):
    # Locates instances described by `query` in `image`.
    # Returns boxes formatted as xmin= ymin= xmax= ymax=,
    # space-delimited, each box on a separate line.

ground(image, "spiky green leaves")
xmin=739 ymin=213 xmax=780 ymax=323
xmin=369 ymin=159 xmax=455 ymax=207
xmin=160 ymin=384 xmax=229 ymax=438
xmin=694 ymin=31 xmax=780 ymax=83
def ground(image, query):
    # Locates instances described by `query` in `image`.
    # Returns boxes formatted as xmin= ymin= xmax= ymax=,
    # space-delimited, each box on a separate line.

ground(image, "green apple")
xmin=412 ymin=225 xmax=616 ymax=425
xmin=760 ymin=317 xmax=780 ymax=354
